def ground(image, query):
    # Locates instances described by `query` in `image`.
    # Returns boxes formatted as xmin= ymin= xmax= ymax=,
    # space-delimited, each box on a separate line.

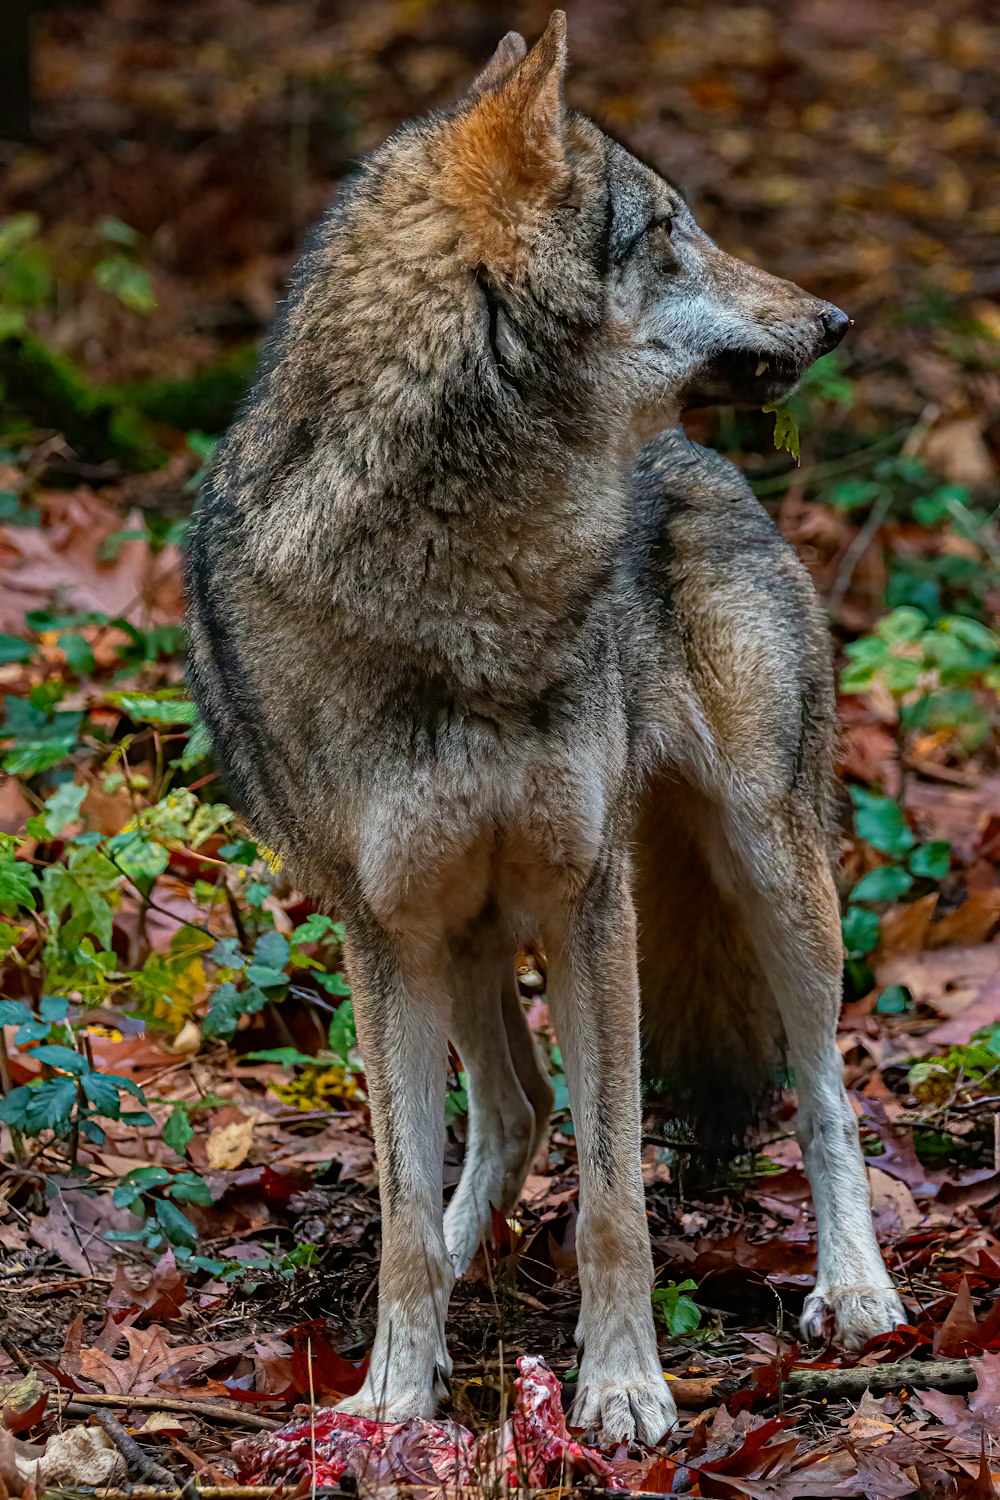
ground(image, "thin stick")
xmin=87 ymin=1406 xmax=176 ymax=1488
xmin=55 ymin=1392 xmax=283 ymax=1431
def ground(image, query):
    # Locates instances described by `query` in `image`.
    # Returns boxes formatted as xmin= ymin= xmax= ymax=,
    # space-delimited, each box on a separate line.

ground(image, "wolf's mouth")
xmin=719 ymin=346 xmax=807 ymax=401
xmin=677 ymin=343 xmax=813 ymax=410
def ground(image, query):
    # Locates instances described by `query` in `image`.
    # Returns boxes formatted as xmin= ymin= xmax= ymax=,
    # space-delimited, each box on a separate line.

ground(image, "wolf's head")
xmin=266 ymin=12 xmax=847 ymax=484
xmin=428 ymin=12 xmax=847 ymax=433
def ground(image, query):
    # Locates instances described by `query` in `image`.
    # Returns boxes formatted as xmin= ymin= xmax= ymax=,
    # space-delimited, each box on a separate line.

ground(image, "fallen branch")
xmin=93 ymin=1490 xmax=354 ymax=1500
xmin=57 ymin=1392 xmax=282 ymax=1432
xmin=87 ymin=1407 xmax=176 ymax=1489
xmin=669 ymin=1356 xmax=981 ymax=1409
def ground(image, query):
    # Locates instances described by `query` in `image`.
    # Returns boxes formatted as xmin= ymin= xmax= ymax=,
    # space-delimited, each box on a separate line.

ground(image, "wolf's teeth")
xmin=755 ymin=359 xmax=768 ymax=377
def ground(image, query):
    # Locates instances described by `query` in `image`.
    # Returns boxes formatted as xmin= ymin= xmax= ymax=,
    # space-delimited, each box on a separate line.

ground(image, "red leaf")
xmin=107 ymin=1252 xmax=187 ymax=1324
xmin=935 ymin=1278 xmax=981 ymax=1356
xmin=287 ymin=1320 xmax=369 ymax=1399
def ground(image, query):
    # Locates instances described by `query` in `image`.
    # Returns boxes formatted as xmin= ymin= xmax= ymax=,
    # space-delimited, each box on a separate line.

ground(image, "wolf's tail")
xmin=633 ymin=784 xmax=785 ymax=1165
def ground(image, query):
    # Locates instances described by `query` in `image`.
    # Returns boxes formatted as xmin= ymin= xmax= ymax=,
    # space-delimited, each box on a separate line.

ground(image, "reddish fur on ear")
xmin=440 ymin=11 xmax=569 ymax=274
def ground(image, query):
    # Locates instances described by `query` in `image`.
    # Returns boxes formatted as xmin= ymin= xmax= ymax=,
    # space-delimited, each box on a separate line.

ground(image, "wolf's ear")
xmin=467 ymin=31 xmax=528 ymax=97
xmin=442 ymin=11 xmax=570 ymax=272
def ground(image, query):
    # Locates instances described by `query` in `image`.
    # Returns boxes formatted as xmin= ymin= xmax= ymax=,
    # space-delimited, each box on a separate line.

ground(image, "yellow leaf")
xmin=763 ymin=402 xmax=800 ymax=463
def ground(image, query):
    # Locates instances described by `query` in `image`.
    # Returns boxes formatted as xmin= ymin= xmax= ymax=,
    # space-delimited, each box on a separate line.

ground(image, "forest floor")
xmin=0 ymin=0 xmax=998 ymax=1496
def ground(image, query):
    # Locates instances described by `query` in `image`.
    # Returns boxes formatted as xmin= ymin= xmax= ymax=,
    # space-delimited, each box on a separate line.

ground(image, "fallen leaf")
xmin=0 ymin=1373 xmax=47 ymax=1435
xmin=206 ymin=1117 xmax=255 ymax=1170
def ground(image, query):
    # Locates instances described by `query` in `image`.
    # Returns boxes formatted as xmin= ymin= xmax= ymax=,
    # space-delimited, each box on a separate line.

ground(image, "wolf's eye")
xmin=620 ymin=215 xmax=675 ymax=262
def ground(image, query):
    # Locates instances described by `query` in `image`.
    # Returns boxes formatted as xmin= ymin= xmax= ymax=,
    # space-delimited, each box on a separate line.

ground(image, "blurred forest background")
xmin=0 ymin=1 xmax=998 ymax=1494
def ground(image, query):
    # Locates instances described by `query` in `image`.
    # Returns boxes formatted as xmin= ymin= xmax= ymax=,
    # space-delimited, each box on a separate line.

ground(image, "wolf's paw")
xmin=801 ymin=1283 xmax=906 ymax=1350
xmin=570 ymin=1370 xmax=677 ymax=1447
xmin=334 ymin=1365 xmax=446 ymax=1424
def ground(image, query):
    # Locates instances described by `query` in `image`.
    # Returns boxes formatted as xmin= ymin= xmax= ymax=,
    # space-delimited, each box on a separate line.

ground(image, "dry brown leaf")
xmin=205 ymin=1117 xmax=255 ymax=1170
xmin=78 ymin=1326 xmax=178 ymax=1396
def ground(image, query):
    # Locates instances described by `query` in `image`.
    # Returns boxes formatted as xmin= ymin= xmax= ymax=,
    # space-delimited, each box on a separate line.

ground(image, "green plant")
xmin=0 ymin=996 xmax=152 ymax=1159
xmin=652 ymin=1279 xmax=702 ymax=1336
xmin=840 ymin=786 xmax=955 ymax=1001
xmin=842 ymin=607 xmax=999 ymax=752
xmin=110 ymin=1165 xmax=212 ymax=1253
xmin=908 ymin=1027 xmax=1000 ymax=1107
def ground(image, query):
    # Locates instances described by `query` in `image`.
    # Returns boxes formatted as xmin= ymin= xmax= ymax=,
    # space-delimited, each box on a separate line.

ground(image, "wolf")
xmin=185 ymin=13 xmax=905 ymax=1445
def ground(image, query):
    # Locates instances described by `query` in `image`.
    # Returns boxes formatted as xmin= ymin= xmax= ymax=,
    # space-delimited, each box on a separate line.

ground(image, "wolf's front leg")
xmin=335 ymin=910 xmax=454 ymax=1420
xmin=545 ymin=860 xmax=676 ymax=1447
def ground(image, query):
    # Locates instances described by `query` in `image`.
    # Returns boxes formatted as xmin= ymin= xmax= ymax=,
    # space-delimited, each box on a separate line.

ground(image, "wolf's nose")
xmin=818 ymin=305 xmax=851 ymax=353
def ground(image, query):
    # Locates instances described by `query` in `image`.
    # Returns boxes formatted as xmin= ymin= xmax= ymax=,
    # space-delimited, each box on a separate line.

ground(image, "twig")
xmin=825 ymin=488 xmax=893 ymax=617
xmin=56 ymin=1392 xmax=283 ymax=1431
xmin=668 ymin=1355 xmax=982 ymax=1409
xmin=87 ymin=1406 xmax=176 ymax=1488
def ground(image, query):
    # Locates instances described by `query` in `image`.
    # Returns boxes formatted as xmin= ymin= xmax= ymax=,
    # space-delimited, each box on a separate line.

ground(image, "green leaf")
xmin=0 ymin=1086 xmax=31 ymax=1129
xmin=105 ymin=691 xmax=195 ymax=725
xmin=293 ymin=913 xmax=337 ymax=945
xmin=850 ymin=865 xmax=913 ymax=903
xmin=180 ymin=718 xmax=213 ymax=769
xmin=762 ymin=403 xmax=800 ymax=462
xmin=849 ymin=788 xmax=914 ymax=858
xmin=244 ymin=1047 xmax=321 ymax=1068
xmin=253 ymin=930 xmax=290 ymax=970
xmin=0 ymin=850 xmax=39 ymax=916
xmin=154 ymin=1197 xmax=198 ymax=1249
xmin=14 ymin=1020 xmax=50 ymax=1045
xmin=327 ymin=999 xmax=357 ymax=1063
xmin=943 ymin=616 xmax=998 ymax=655
xmin=829 ymin=479 xmax=882 ymax=512
xmin=875 ymin=985 xmax=912 ymax=1015
xmin=106 ymin=828 xmax=170 ymax=881
xmin=244 ymin=963 xmax=288 ymax=989
xmin=60 ymin=632 xmax=96 ymax=675
xmin=29 ymin=1044 xmax=88 ymax=1075
xmin=94 ymin=254 xmax=157 ymax=313
xmin=28 ymin=782 xmax=86 ymax=839
xmin=0 ymin=1000 xmax=34 ymax=1027
xmin=0 ymin=634 xmax=32 ymax=665
xmin=202 ymin=981 xmax=270 ymax=1040
xmin=908 ymin=842 xmax=951 ymax=880
xmin=316 ymin=970 xmax=351 ymax=998
xmin=81 ymin=1072 xmax=123 ymax=1118
xmin=163 ymin=1104 xmax=194 ymax=1156
xmin=652 ymin=1280 xmax=702 ymax=1336
xmin=1 ymin=698 xmax=82 ymax=776
xmin=842 ymin=906 xmax=880 ymax=958
xmin=0 ymin=213 xmax=40 ymax=259
xmin=165 ymin=1172 xmax=212 ymax=1206
xmin=23 ymin=1077 xmax=78 ymax=1134
xmin=114 ymin=1165 xmax=172 ymax=1207
xmin=876 ymin=607 xmax=928 ymax=644
xmin=98 ymin=217 xmax=141 ymax=248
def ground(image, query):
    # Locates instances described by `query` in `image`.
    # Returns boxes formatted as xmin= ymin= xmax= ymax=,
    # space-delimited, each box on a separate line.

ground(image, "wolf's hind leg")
xmin=711 ymin=807 xmax=906 ymax=1349
xmin=444 ymin=931 xmax=552 ymax=1276
xmin=334 ymin=908 xmax=454 ymax=1421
